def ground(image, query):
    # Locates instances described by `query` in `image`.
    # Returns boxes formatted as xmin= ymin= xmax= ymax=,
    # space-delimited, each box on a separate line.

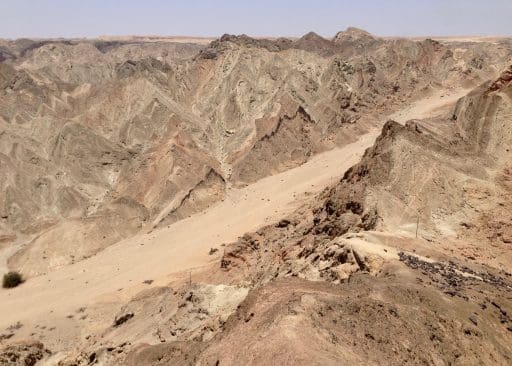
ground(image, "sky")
xmin=0 ymin=0 xmax=511 ymax=39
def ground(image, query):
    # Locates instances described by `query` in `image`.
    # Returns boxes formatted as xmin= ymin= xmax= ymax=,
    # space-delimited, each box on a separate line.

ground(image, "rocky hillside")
xmin=38 ymin=61 xmax=512 ymax=366
xmin=218 ymin=63 xmax=512 ymax=283
xmin=1 ymin=29 xmax=512 ymax=364
xmin=1 ymin=29 xmax=511 ymax=277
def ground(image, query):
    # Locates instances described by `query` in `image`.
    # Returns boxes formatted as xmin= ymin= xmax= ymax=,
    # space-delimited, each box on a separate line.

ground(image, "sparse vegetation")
xmin=114 ymin=312 xmax=134 ymax=327
xmin=2 ymin=271 xmax=23 ymax=288
xmin=209 ymin=247 xmax=219 ymax=255
xmin=7 ymin=321 xmax=23 ymax=332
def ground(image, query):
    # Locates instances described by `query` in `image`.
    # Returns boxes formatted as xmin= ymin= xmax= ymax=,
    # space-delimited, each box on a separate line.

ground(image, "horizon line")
xmin=1 ymin=32 xmax=511 ymax=42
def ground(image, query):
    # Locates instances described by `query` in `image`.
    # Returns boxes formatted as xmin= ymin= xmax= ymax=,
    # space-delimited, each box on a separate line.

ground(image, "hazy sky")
xmin=0 ymin=0 xmax=511 ymax=39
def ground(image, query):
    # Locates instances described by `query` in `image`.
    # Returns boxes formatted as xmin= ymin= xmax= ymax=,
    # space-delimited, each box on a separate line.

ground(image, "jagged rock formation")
xmin=1 ymin=30 xmax=510 ymax=275
xmin=115 ymin=64 xmax=512 ymax=365
xmin=219 ymin=61 xmax=512 ymax=280
xmin=1 ymin=30 xmax=512 ymax=365
xmin=0 ymin=341 xmax=50 ymax=366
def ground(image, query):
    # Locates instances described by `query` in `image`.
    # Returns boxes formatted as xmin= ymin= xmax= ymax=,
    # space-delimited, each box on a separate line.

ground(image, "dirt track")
xmin=0 ymin=132 xmax=377 ymax=329
xmin=0 ymin=88 xmax=468 ymax=343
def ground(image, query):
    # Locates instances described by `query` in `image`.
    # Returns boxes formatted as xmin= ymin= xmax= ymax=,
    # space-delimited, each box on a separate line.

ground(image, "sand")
xmin=0 ymin=88 xmax=463 ymax=340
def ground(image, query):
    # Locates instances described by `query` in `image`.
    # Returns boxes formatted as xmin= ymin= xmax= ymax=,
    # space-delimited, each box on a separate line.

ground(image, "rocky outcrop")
xmin=0 ymin=341 xmax=51 ymax=366
xmin=219 ymin=63 xmax=512 ymax=287
xmin=1 ymin=30 xmax=511 ymax=276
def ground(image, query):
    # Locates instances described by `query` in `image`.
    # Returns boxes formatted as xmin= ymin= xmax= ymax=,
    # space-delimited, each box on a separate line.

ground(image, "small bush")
xmin=2 ymin=271 xmax=23 ymax=288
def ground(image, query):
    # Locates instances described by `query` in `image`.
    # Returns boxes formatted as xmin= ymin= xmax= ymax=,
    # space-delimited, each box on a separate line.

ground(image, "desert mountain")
xmin=0 ymin=30 xmax=512 ymax=365
xmin=1 ymin=30 xmax=511 ymax=276
xmin=104 ymin=62 xmax=512 ymax=366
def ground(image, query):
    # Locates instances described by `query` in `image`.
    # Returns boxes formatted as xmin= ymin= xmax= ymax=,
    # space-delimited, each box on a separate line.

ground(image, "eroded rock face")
xmin=170 ymin=65 xmax=512 ymax=363
xmin=106 ymin=272 xmax=512 ymax=366
xmin=0 ymin=30 xmax=511 ymax=275
xmin=177 ymin=68 xmax=512 ymax=364
xmin=0 ymin=341 xmax=51 ymax=366
xmin=195 ymin=276 xmax=511 ymax=366
xmin=56 ymin=283 xmax=249 ymax=366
